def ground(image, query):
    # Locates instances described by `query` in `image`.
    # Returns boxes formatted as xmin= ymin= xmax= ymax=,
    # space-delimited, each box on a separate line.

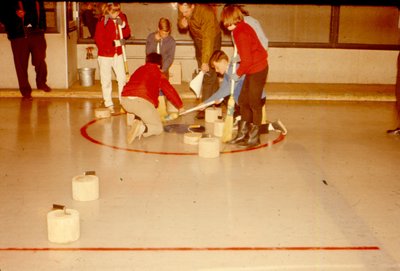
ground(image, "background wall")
xmin=76 ymin=44 xmax=398 ymax=84
xmin=0 ymin=3 xmax=398 ymax=89
xmin=118 ymin=3 xmax=399 ymax=46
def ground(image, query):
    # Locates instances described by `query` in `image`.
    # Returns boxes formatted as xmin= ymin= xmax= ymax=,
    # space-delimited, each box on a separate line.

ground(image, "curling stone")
xmin=213 ymin=119 xmax=225 ymax=137
xmin=72 ymin=174 xmax=99 ymax=201
xmin=47 ymin=208 xmax=80 ymax=244
xmin=205 ymin=107 xmax=222 ymax=123
xmin=94 ymin=108 xmax=111 ymax=119
xmin=183 ymin=132 xmax=203 ymax=145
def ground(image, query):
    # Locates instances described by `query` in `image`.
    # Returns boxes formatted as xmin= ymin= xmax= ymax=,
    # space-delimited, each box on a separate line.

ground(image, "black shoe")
xmin=228 ymin=120 xmax=249 ymax=144
xmin=238 ymin=123 xmax=260 ymax=148
xmin=38 ymin=84 xmax=51 ymax=92
xmin=196 ymin=110 xmax=205 ymax=120
xmin=387 ymin=127 xmax=400 ymax=135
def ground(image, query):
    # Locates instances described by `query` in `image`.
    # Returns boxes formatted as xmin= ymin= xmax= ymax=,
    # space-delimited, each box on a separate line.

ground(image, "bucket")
xmin=78 ymin=68 xmax=95 ymax=87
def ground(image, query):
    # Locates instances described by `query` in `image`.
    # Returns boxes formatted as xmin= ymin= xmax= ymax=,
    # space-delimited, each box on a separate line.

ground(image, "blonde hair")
xmin=101 ymin=2 xmax=121 ymax=16
xmin=158 ymin=17 xmax=171 ymax=33
xmin=220 ymin=5 xmax=244 ymax=28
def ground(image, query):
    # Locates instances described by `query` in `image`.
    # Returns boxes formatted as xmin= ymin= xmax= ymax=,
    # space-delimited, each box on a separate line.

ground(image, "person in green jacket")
xmin=177 ymin=3 xmax=221 ymax=119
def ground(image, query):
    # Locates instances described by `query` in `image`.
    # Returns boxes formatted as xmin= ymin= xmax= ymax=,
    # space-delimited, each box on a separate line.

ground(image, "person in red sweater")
xmin=220 ymin=4 xmax=268 ymax=148
xmin=94 ymin=2 xmax=131 ymax=113
xmin=121 ymin=53 xmax=184 ymax=144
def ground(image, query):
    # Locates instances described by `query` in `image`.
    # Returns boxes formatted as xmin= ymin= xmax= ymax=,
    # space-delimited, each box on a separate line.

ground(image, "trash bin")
xmin=78 ymin=68 xmax=95 ymax=87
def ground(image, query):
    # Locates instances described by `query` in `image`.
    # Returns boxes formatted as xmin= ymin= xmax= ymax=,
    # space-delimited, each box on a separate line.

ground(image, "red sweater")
xmin=232 ymin=21 xmax=268 ymax=77
xmin=94 ymin=13 xmax=131 ymax=57
xmin=121 ymin=63 xmax=183 ymax=109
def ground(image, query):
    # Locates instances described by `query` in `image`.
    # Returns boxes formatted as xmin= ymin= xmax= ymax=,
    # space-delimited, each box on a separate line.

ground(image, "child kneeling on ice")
xmin=121 ymin=53 xmax=184 ymax=144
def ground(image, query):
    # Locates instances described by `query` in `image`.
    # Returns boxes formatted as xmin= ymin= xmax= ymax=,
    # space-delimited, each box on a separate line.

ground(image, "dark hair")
xmin=158 ymin=17 xmax=171 ymax=32
xmin=209 ymin=50 xmax=229 ymax=69
xmin=146 ymin=53 xmax=162 ymax=66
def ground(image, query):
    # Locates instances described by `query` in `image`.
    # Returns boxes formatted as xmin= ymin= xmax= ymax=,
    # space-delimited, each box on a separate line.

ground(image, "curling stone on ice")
xmin=47 ymin=204 xmax=80 ymax=244
xmin=94 ymin=108 xmax=111 ymax=119
xmin=72 ymin=171 xmax=99 ymax=201
xmin=205 ymin=107 xmax=222 ymax=123
xmin=213 ymin=119 xmax=224 ymax=137
xmin=183 ymin=132 xmax=203 ymax=145
xmin=198 ymin=137 xmax=220 ymax=158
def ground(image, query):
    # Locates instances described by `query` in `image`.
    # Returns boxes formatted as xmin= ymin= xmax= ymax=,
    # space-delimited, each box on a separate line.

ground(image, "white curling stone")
xmin=213 ymin=119 xmax=225 ymax=137
xmin=205 ymin=107 xmax=222 ymax=123
xmin=95 ymin=108 xmax=111 ymax=119
xmin=183 ymin=132 xmax=202 ymax=145
xmin=198 ymin=137 xmax=220 ymax=158
xmin=72 ymin=175 xmax=99 ymax=201
xmin=47 ymin=209 xmax=80 ymax=244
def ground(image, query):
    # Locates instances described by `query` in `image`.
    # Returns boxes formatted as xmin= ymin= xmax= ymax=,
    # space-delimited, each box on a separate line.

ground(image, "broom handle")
xmin=230 ymin=45 xmax=238 ymax=96
xmin=179 ymin=100 xmax=216 ymax=116
xmin=118 ymin=23 xmax=129 ymax=76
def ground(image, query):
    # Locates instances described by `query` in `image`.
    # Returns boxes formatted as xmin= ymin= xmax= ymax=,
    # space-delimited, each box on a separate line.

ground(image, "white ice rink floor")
xmin=0 ymin=96 xmax=399 ymax=270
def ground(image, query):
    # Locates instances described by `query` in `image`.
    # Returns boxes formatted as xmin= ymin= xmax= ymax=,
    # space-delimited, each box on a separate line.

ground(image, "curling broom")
xmin=118 ymin=23 xmax=130 ymax=82
xmin=221 ymin=45 xmax=238 ymax=143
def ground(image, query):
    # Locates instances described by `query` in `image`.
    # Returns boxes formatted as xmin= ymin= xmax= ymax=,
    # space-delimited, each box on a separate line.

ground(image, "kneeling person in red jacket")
xmin=121 ymin=53 xmax=184 ymax=144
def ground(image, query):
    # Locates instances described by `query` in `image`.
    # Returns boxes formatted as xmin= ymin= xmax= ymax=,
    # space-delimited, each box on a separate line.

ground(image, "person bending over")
xmin=121 ymin=53 xmax=184 ymax=144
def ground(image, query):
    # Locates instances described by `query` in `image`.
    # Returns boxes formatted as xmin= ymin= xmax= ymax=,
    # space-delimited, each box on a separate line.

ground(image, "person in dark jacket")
xmin=0 ymin=0 xmax=51 ymax=100
xmin=81 ymin=2 xmax=98 ymax=39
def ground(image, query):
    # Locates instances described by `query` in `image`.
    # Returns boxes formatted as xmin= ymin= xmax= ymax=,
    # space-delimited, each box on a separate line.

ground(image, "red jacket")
xmin=121 ymin=63 xmax=183 ymax=109
xmin=94 ymin=13 xmax=131 ymax=57
xmin=232 ymin=21 xmax=268 ymax=77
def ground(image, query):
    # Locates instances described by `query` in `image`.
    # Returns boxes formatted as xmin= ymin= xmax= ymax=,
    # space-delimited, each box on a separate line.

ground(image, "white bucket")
xmin=78 ymin=68 xmax=95 ymax=87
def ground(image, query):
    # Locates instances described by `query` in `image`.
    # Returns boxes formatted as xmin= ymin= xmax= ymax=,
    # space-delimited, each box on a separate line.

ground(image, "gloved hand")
xmin=231 ymin=54 xmax=241 ymax=63
xmin=162 ymin=112 xmax=179 ymax=122
xmin=114 ymin=39 xmax=126 ymax=47
xmin=230 ymin=73 xmax=240 ymax=82
xmin=115 ymin=17 xmax=126 ymax=28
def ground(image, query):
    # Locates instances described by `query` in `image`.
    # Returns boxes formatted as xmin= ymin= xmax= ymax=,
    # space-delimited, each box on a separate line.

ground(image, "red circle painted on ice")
xmin=80 ymin=115 xmax=286 ymax=155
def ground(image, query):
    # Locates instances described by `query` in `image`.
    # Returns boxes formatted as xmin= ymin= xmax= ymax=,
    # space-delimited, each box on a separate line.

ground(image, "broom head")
xmin=221 ymin=96 xmax=235 ymax=142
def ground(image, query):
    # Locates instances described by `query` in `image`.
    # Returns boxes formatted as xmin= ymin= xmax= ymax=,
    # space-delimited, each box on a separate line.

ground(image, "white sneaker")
xmin=272 ymin=120 xmax=287 ymax=135
xmin=126 ymin=120 xmax=146 ymax=144
xmin=108 ymin=106 xmax=115 ymax=114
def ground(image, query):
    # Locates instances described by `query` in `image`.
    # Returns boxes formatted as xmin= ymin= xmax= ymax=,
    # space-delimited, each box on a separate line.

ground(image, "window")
xmin=0 ymin=2 xmax=58 ymax=34
xmin=76 ymin=3 xmax=400 ymax=50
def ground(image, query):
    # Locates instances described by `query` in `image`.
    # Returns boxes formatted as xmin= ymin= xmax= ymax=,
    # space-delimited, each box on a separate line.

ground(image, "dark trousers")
xmin=239 ymin=66 xmax=269 ymax=125
xmin=10 ymin=31 xmax=48 ymax=97
xmin=193 ymin=32 xmax=221 ymax=102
